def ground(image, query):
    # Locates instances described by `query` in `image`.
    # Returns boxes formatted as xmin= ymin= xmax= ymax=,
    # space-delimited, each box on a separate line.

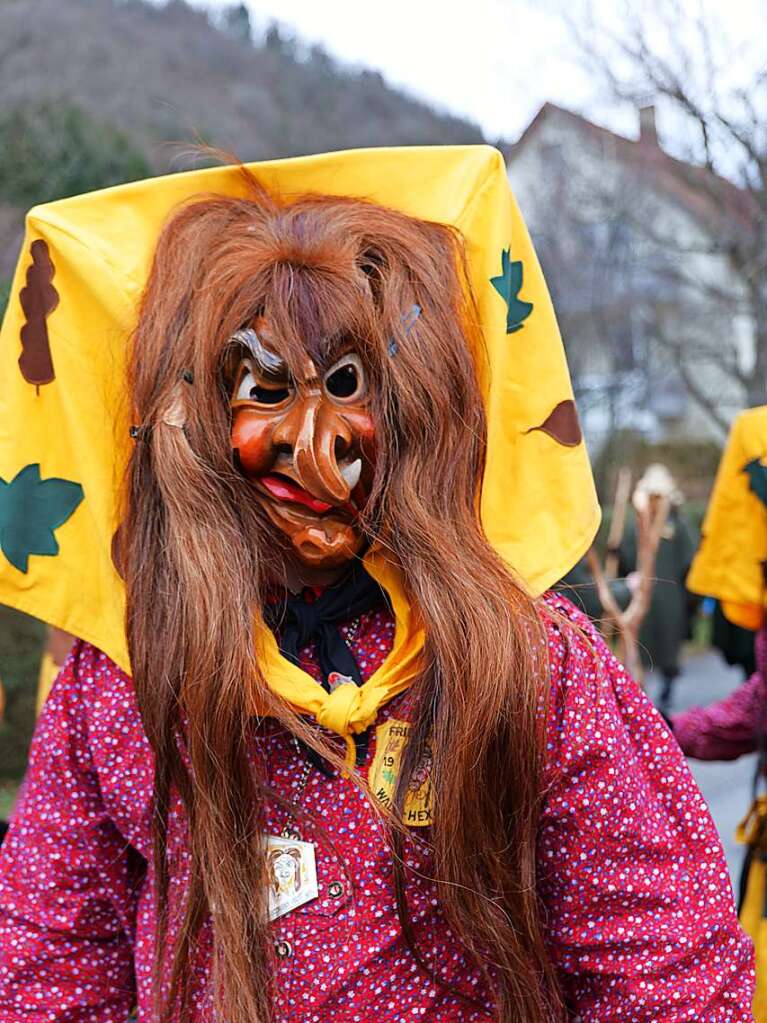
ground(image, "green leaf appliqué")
xmin=743 ymin=459 xmax=767 ymax=508
xmin=0 ymin=463 xmax=84 ymax=573
xmin=491 ymin=248 xmax=533 ymax=334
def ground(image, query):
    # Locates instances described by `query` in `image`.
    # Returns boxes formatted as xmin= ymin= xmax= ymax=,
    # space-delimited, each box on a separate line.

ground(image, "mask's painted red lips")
xmin=258 ymin=474 xmax=334 ymax=514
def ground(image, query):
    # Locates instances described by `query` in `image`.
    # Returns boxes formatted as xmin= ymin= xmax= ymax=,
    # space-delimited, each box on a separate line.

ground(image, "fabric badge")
xmin=266 ymin=834 xmax=319 ymax=920
xmin=369 ymin=719 xmax=432 ymax=827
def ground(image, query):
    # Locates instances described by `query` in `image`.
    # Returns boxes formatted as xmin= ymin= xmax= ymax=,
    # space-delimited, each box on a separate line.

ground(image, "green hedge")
xmin=0 ymin=279 xmax=10 ymax=323
xmin=593 ymin=429 xmax=722 ymax=506
xmin=0 ymin=101 xmax=151 ymax=209
xmin=0 ymin=606 xmax=45 ymax=782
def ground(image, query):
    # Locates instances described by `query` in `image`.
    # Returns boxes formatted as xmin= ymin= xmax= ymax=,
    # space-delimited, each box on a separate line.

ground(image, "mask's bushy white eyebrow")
xmin=229 ymin=328 xmax=285 ymax=374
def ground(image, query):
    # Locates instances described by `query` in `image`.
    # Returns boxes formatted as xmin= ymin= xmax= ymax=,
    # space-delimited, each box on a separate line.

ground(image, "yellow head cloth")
xmin=0 ymin=146 xmax=599 ymax=738
xmin=687 ymin=405 xmax=767 ymax=630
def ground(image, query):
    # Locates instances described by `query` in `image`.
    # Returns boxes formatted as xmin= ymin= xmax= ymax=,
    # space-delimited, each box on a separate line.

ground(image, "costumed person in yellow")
xmin=0 ymin=148 xmax=753 ymax=1022
xmin=619 ymin=464 xmax=696 ymax=712
xmin=672 ymin=405 xmax=767 ymax=1020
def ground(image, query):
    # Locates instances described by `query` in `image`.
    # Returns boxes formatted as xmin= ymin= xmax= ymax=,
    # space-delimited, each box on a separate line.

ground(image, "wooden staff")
xmin=605 ymin=466 xmax=632 ymax=581
xmin=586 ymin=496 xmax=670 ymax=681
xmin=600 ymin=466 xmax=632 ymax=645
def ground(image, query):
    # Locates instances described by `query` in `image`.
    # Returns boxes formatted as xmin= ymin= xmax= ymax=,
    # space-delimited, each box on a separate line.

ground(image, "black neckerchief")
xmin=264 ymin=563 xmax=388 ymax=768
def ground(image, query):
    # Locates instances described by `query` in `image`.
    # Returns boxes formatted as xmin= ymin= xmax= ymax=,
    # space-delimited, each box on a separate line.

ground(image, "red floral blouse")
xmin=0 ymin=595 xmax=754 ymax=1021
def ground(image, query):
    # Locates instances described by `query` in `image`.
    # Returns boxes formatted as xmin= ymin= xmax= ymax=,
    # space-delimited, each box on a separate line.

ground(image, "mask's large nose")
xmin=274 ymin=393 xmax=354 ymax=506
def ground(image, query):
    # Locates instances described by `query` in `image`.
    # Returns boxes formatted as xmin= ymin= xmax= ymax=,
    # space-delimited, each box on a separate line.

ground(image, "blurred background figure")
xmin=559 ymin=465 xmax=670 ymax=685
xmin=675 ymin=406 xmax=767 ymax=1019
xmin=619 ymin=464 xmax=696 ymax=714
xmin=711 ymin=598 xmax=758 ymax=679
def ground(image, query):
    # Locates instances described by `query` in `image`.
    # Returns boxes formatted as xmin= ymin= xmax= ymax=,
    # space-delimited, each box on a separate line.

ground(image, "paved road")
xmin=645 ymin=650 xmax=757 ymax=895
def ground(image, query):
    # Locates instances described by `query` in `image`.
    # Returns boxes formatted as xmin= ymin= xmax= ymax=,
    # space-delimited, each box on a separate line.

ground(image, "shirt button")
xmin=327 ymin=880 xmax=344 ymax=899
xmin=274 ymin=939 xmax=292 ymax=959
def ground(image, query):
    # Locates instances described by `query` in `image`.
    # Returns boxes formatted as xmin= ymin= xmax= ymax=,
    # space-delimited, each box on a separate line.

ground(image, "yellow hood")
xmin=0 ymin=145 xmax=599 ymax=736
xmin=687 ymin=405 xmax=767 ymax=630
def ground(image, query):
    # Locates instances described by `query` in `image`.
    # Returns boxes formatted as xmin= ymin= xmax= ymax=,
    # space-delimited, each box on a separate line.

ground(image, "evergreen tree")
xmin=222 ymin=2 xmax=252 ymax=44
xmin=0 ymin=102 xmax=151 ymax=209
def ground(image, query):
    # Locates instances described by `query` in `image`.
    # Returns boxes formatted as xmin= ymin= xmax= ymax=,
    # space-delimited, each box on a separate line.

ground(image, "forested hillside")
xmin=0 ymin=0 xmax=484 ymax=280
xmin=1 ymin=0 xmax=484 ymax=163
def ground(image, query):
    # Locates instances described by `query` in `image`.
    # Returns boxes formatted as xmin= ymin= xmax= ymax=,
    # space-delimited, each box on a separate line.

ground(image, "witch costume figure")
xmin=676 ymin=405 xmax=767 ymax=1020
xmin=0 ymin=148 xmax=754 ymax=1022
xmin=619 ymin=464 xmax=696 ymax=713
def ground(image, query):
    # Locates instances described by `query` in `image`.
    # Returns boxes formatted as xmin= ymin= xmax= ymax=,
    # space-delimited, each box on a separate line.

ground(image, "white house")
xmin=505 ymin=103 xmax=756 ymax=454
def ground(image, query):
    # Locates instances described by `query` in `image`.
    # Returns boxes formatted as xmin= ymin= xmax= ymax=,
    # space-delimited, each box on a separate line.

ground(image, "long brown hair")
xmin=120 ymin=169 xmax=563 ymax=1021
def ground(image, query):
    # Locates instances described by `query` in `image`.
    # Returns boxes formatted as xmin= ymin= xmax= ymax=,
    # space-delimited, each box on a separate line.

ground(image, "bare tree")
xmin=557 ymin=0 xmax=767 ymax=418
xmin=532 ymin=165 xmax=660 ymax=448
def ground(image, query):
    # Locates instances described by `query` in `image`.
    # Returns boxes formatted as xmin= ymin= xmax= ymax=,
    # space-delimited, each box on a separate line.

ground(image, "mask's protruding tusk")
xmin=340 ymin=458 xmax=362 ymax=490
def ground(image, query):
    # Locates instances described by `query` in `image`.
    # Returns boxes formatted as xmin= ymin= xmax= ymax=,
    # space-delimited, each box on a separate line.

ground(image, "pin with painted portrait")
xmin=266 ymin=834 xmax=319 ymax=920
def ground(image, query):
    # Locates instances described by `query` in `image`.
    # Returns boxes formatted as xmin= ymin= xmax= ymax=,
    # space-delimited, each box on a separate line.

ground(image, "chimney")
xmin=639 ymin=104 xmax=659 ymax=147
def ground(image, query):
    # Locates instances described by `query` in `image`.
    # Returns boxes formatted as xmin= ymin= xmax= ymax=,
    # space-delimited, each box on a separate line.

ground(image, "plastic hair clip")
xmin=387 ymin=304 xmax=422 ymax=358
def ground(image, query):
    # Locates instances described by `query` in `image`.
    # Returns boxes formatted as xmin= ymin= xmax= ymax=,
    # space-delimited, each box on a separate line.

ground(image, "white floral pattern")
xmin=0 ymin=596 xmax=754 ymax=1021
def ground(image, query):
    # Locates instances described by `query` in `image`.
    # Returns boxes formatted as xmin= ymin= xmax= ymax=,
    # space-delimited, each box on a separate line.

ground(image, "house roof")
xmin=505 ymin=102 xmax=757 ymax=236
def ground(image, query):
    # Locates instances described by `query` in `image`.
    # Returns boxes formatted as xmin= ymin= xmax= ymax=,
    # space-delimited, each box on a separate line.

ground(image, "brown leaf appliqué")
xmin=19 ymin=239 xmax=59 ymax=390
xmin=527 ymin=400 xmax=582 ymax=447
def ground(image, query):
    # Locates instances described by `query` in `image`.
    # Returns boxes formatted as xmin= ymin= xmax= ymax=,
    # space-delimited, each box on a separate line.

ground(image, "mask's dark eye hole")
xmin=327 ymin=365 xmax=357 ymax=398
xmin=250 ymin=383 xmax=291 ymax=404
xmin=233 ymin=360 xmax=292 ymax=407
xmin=324 ymin=353 xmax=366 ymax=403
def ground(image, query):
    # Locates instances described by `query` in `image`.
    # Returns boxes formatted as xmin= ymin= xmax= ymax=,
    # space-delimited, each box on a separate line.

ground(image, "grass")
xmin=0 ymin=781 xmax=18 ymax=819
xmin=0 ymin=604 xmax=45 ymax=784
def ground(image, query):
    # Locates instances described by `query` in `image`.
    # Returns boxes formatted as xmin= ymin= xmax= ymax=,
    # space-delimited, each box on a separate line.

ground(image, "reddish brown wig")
xmin=120 ymin=170 xmax=563 ymax=1022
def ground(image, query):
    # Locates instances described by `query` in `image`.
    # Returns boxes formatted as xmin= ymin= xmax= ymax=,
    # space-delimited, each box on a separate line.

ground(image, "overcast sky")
xmin=191 ymin=0 xmax=763 ymax=148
